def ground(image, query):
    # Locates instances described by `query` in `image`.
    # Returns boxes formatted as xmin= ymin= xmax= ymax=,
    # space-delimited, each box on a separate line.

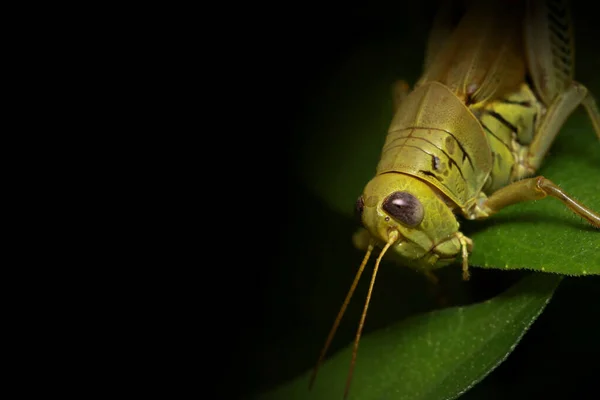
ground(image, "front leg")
xmin=455 ymin=232 xmax=473 ymax=281
xmin=354 ymin=227 xmax=446 ymax=286
xmin=472 ymin=176 xmax=600 ymax=228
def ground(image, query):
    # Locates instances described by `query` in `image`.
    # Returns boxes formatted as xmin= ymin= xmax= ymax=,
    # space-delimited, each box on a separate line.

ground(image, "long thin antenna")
xmin=308 ymin=240 xmax=375 ymax=391
xmin=344 ymin=230 xmax=399 ymax=400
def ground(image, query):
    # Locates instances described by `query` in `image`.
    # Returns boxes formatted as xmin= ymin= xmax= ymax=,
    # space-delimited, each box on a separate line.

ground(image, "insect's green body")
xmin=367 ymin=82 xmax=545 ymax=272
xmin=355 ymin=0 xmax=600 ymax=275
xmin=312 ymin=1 xmax=600 ymax=397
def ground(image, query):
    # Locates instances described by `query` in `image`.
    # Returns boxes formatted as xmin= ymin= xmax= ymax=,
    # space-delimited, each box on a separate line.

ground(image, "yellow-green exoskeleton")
xmin=310 ymin=1 xmax=600 ymax=398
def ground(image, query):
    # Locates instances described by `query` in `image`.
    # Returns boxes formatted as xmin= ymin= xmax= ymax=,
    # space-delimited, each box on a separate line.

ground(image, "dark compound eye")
xmin=382 ymin=191 xmax=424 ymax=227
xmin=355 ymin=196 xmax=365 ymax=221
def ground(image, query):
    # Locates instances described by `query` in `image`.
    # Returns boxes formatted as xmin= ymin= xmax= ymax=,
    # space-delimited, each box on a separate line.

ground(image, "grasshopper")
xmin=310 ymin=0 xmax=600 ymax=398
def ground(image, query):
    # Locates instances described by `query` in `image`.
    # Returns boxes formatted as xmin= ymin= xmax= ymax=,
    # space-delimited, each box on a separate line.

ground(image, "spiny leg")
xmin=479 ymin=176 xmax=600 ymax=228
xmin=523 ymin=0 xmax=599 ymax=142
xmin=581 ymin=90 xmax=600 ymax=139
xmin=521 ymin=81 xmax=591 ymax=175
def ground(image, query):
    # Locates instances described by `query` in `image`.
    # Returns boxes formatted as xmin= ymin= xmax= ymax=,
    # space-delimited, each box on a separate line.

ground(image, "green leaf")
xmin=254 ymin=273 xmax=562 ymax=400
xmin=295 ymin=38 xmax=600 ymax=277
xmin=464 ymin=114 xmax=600 ymax=275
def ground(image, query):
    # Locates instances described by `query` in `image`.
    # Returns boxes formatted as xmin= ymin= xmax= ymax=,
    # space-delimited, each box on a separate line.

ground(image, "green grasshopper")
xmin=310 ymin=0 xmax=600 ymax=398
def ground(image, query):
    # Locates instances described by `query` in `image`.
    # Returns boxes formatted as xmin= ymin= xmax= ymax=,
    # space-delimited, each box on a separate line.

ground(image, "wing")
xmin=422 ymin=0 xmax=466 ymax=72
xmin=417 ymin=0 xmax=527 ymax=106
xmin=523 ymin=0 xmax=575 ymax=105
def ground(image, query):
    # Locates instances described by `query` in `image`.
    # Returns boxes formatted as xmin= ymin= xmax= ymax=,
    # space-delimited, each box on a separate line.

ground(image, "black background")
xmin=225 ymin=2 xmax=600 ymax=399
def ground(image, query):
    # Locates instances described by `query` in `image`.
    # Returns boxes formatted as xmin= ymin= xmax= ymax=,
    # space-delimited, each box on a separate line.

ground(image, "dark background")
xmin=227 ymin=2 xmax=600 ymax=399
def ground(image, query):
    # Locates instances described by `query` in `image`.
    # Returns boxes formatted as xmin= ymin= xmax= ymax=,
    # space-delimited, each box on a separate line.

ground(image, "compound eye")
xmin=382 ymin=191 xmax=424 ymax=227
xmin=355 ymin=196 xmax=365 ymax=222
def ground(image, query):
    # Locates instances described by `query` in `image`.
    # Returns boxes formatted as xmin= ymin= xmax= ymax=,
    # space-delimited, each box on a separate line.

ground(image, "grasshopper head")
xmin=356 ymin=172 xmax=462 ymax=269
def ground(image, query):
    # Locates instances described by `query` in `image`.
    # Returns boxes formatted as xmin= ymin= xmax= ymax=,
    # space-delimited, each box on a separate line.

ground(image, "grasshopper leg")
xmin=354 ymin=227 xmax=460 ymax=293
xmin=455 ymin=232 xmax=473 ymax=281
xmin=581 ymin=91 xmax=600 ymax=140
xmin=515 ymin=81 xmax=600 ymax=178
xmin=476 ymin=176 xmax=600 ymax=228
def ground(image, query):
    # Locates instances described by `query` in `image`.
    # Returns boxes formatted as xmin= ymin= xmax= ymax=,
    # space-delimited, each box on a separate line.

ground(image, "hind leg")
xmin=470 ymin=82 xmax=600 ymax=228
xmin=582 ymin=90 xmax=600 ymax=139
xmin=513 ymin=81 xmax=600 ymax=180
xmin=476 ymin=176 xmax=600 ymax=228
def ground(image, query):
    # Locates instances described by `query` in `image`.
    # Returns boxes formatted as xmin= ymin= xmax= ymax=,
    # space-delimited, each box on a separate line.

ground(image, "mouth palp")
xmin=386 ymin=230 xmax=401 ymax=245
